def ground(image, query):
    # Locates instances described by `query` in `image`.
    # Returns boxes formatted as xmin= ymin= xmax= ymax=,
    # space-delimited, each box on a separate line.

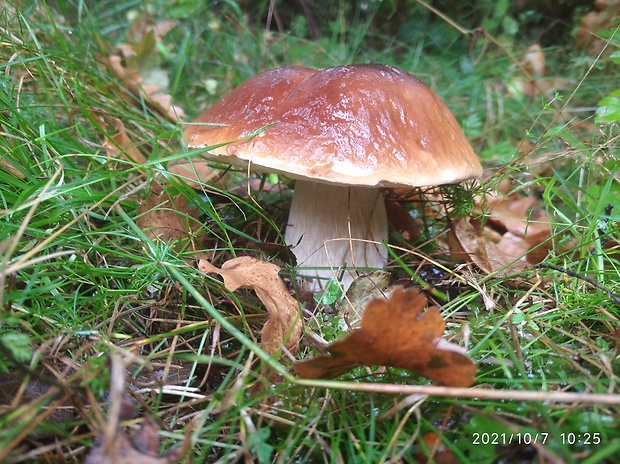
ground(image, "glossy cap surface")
xmin=185 ymin=64 xmax=482 ymax=187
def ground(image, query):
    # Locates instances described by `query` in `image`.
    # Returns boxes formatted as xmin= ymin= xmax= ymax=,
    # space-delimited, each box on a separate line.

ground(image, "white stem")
xmin=284 ymin=181 xmax=388 ymax=292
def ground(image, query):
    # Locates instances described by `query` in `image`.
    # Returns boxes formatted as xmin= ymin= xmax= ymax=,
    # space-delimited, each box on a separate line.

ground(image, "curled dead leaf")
xmin=487 ymin=197 xmax=549 ymax=239
xmin=103 ymin=54 xmax=184 ymax=123
xmin=294 ymin=287 xmax=476 ymax=387
xmin=447 ymin=219 xmax=492 ymax=272
xmin=486 ymin=196 xmax=552 ymax=264
xmin=339 ymin=271 xmax=391 ymax=329
xmin=448 ymin=192 xmax=552 ymax=274
xmin=199 ymin=256 xmax=302 ymax=356
xmin=448 ymin=219 xmax=533 ymax=274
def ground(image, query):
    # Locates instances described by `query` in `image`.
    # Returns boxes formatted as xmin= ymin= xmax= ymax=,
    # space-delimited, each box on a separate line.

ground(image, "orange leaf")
xmin=294 ymin=287 xmax=476 ymax=387
xmin=199 ymin=256 xmax=302 ymax=356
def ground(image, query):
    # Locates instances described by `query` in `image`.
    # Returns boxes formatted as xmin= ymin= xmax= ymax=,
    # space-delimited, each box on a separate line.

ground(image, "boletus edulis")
xmin=185 ymin=64 xmax=482 ymax=292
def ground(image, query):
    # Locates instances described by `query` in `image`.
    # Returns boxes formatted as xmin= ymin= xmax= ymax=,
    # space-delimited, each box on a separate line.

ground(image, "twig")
xmin=534 ymin=262 xmax=620 ymax=305
xmin=294 ymin=379 xmax=620 ymax=404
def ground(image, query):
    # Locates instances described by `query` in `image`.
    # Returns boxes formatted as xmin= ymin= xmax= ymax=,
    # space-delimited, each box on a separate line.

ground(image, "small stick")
xmin=534 ymin=262 xmax=620 ymax=305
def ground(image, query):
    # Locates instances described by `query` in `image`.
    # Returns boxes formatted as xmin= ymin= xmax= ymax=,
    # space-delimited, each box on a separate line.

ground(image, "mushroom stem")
xmin=284 ymin=180 xmax=388 ymax=292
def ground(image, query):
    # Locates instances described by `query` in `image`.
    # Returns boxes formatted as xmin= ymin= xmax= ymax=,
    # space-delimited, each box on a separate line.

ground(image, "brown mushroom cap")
xmin=185 ymin=64 xmax=482 ymax=187
xmin=185 ymin=66 xmax=316 ymax=151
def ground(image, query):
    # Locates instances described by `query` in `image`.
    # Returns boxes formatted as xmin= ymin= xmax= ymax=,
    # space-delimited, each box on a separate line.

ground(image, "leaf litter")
xmin=446 ymin=192 xmax=552 ymax=274
xmin=100 ymin=13 xmax=184 ymax=123
xmin=85 ymin=415 xmax=182 ymax=464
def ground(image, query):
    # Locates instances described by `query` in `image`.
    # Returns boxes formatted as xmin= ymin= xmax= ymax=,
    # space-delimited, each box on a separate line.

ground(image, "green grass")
xmin=1 ymin=0 xmax=620 ymax=463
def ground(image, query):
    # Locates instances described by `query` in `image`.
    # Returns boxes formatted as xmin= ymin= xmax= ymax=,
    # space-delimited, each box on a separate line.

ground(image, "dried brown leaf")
xmin=199 ymin=256 xmax=302 ymax=355
xmin=1 ymin=121 xmax=26 ymax=178
xmin=126 ymin=14 xmax=176 ymax=46
xmin=136 ymin=183 xmax=201 ymax=247
xmin=142 ymin=85 xmax=185 ymax=122
xmin=507 ymin=43 xmax=569 ymax=97
xmin=85 ymin=416 xmax=181 ymax=464
xmin=487 ymin=196 xmax=552 ymax=264
xmin=577 ymin=0 xmax=620 ymax=54
xmin=449 ymin=191 xmax=552 ymax=274
xmin=103 ymin=120 xmax=147 ymax=166
xmin=153 ymin=19 xmax=177 ymax=39
xmin=102 ymin=38 xmax=184 ymax=123
xmin=524 ymin=44 xmax=546 ymax=77
xmin=1 ymin=156 xmax=25 ymax=178
xmin=294 ymin=287 xmax=476 ymax=387
xmin=447 ymin=220 xmax=493 ymax=273
xmin=339 ymin=271 xmax=391 ymax=329
xmin=487 ymin=197 xmax=550 ymax=240
xmin=484 ymin=240 xmax=528 ymax=274
xmin=415 ymin=432 xmax=459 ymax=464
xmin=515 ymin=44 xmax=547 ymax=97
xmin=168 ymin=160 xmax=228 ymax=189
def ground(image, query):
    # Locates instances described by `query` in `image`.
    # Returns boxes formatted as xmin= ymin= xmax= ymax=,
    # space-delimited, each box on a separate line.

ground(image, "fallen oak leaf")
xmin=294 ymin=287 xmax=476 ymax=387
xmin=199 ymin=256 xmax=302 ymax=356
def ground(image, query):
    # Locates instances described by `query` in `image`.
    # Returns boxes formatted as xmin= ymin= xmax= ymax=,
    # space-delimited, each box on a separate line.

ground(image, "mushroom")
xmin=185 ymin=64 xmax=482 ymax=292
